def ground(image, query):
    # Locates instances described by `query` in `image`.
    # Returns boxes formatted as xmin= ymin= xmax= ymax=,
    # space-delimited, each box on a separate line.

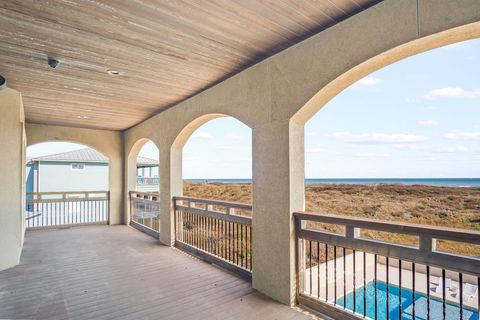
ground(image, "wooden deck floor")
xmin=0 ymin=226 xmax=316 ymax=320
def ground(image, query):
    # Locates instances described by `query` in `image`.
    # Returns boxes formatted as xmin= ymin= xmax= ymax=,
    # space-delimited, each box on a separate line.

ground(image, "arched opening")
xmin=182 ymin=117 xmax=252 ymax=201
xmin=127 ymin=139 xmax=160 ymax=237
xmin=25 ymin=141 xmax=110 ymax=228
xmin=133 ymin=140 xmax=160 ymax=192
xmin=295 ymin=38 xmax=480 ymax=317
xmin=171 ymin=115 xmax=253 ymax=277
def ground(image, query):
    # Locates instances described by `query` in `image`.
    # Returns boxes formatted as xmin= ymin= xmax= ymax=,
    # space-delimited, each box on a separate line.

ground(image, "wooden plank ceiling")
xmin=0 ymin=0 xmax=381 ymax=130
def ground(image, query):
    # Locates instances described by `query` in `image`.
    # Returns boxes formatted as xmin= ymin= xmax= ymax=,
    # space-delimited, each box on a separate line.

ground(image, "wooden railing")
xmin=173 ymin=196 xmax=252 ymax=280
xmin=25 ymin=191 xmax=109 ymax=229
xmin=294 ymin=211 xmax=480 ymax=320
xmin=129 ymin=191 xmax=160 ymax=238
xmin=136 ymin=177 xmax=159 ymax=185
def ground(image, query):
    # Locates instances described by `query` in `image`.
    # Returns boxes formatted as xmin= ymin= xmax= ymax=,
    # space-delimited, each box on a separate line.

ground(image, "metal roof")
xmin=27 ymin=148 xmax=158 ymax=166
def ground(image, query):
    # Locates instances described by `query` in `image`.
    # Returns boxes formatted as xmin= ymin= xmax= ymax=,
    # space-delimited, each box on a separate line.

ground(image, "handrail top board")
xmin=27 ymin=190 xmax=109 ymax=195
xmin=175 ymin=205 xmax=251 ymax=225
xmin=173 ymin=196 xmax=252 ymax=210
xmin=26 ymin=197 xmax=108 ymax=203
xmin=294 ymin=211 xmax=480 ymax=243
xmin=129 ymin=190 xmax=160 ymax=197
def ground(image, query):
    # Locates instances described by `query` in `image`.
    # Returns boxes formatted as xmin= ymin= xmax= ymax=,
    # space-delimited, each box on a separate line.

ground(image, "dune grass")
xmin=183 ymin=182 xmax=480 ymax=257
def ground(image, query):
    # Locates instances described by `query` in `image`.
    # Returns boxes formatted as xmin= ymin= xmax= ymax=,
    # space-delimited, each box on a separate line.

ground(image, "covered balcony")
xmin=1 ymin=1 xmax=480 ymax=319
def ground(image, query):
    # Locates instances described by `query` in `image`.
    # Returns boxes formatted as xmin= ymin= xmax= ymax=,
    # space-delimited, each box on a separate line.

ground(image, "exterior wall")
xmin=25 ymin=124 xmax=123 ymax=225
xmin=0 ymin=88 xmax=26 ymax=271
xmin=123 ymin=0 xmax=480 ymax=305
xmin=37 ymin=161 xmax=109 ymax=192
xmin=25 ymin=163 xmax=34 ymax=193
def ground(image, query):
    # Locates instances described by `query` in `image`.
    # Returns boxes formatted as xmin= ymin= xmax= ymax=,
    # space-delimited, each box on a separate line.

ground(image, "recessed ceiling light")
xmin=48 ymin=57 xmax=60 ymax=69
xmin=107 ymin=69 xmax=120 ymax=75
xmin=77 ymin=115 xmax=88 ymax=119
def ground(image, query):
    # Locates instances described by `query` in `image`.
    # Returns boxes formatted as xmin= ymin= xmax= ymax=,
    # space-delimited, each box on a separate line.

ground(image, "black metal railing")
xmin=173 ymin=196 xmax=252 ymax=280
xmin=25 ymin=191 xmax=109 ymax=229
xmin=129 ymin=191 xmax=160 ymax=238
xmin=294 ymin=212 xmax=480 ymax=320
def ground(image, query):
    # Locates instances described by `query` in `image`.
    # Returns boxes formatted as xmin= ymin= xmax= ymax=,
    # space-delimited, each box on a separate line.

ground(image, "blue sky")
xmin=27 ymin=39 xmax=480 ymax=179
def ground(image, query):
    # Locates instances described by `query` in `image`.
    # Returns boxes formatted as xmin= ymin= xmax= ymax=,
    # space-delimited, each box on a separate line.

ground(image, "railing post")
xmin=295 ymin=215 xmax=306 ymax=299
xmin=129 ymin=192 xmax=134 ymax=226
xmin=420 ymin=235 xmax=436 ymax=253
xmin=107 ymin=191 xmax=111 ymax=224
xmin=173 ymin=198 xmax=183 ymax=242
xmin=346 ymin=225 xmax=360 ymax=239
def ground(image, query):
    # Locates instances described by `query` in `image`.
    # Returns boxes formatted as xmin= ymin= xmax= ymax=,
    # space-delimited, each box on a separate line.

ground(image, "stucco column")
xmin=0 ymin=88 xmax=26 ymax=271
xmin=252 ymin=120 xmax=305 ymax=305
xmin=158 ymin=144 xmax=182 ymax=246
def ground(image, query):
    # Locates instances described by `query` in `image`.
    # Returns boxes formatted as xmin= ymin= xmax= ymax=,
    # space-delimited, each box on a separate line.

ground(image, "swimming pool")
xmin=335 ymin=281 xmax=478 ymax=320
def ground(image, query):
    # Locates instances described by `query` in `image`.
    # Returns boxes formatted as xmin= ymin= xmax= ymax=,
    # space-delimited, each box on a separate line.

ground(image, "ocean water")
xmin=185 ymin=178 xmax=480 ymax=188
xmin=336 ymin=281 xmax=478 ymax=320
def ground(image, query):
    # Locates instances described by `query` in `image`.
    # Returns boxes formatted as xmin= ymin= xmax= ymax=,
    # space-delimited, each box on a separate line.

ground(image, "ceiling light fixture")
xmin=77 ymin=115 xmax=88 ymax=119
xmin=48 ymin=57 xmax=60 ymax=69
xmin=107 ymin=69 xmax=120 ymax=75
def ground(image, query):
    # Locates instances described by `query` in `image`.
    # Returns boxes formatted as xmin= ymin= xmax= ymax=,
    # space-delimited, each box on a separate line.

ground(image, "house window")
xmin=71 ymin=163 xmax=85 ymax=170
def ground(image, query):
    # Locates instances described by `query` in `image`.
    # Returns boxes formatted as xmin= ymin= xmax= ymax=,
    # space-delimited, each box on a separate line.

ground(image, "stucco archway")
xmin=291 ymin=22 xmax=480 ymax=125
xmin=122 ymin=1 xmax=480 ymax=305
xmin=155 ymin=113 xmax=252 ymax=245
xmin=126 ymin=138 xmax=160 ymax=228
xmin=287 ymin=21 xmax=480 ymax=218
xmin=25 ymin=123 xmax=124 ymax=224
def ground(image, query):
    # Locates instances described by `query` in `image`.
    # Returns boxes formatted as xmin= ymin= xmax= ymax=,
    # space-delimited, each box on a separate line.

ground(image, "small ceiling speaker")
xmin=48 ymin=57 xmax=59 ymax=69
xmin=0 ymin=74 xmax=5 ymax=90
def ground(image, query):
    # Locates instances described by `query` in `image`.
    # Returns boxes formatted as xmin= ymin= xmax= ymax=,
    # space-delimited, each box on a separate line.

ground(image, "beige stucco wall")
xmin=0 ymin=88 xmax=26 ymax=271
xmin=123 ymin=0 xmax=480 ymax=305
xmin=25 ymin=124 xmax=124 ymax=225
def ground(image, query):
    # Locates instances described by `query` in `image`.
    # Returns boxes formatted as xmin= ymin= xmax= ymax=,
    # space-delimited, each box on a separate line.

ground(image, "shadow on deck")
xmin=0 ymin=226 xmax=315 ymax=320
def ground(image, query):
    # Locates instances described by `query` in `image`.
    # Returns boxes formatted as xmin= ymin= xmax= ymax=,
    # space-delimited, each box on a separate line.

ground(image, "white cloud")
xmin=352 ymin=76 xmax=382 ymax=87
xmin=227 ymin=133 xmax=242 ymax=140
xmin=424 ymin=87 xmax=480 ymax=99
xmin=443 ymin=130 xmax=480 ymax=140
xmin=355 ymin=152 xmax=390 ymax=158
xmin=393 ymin=144 xmax=416 ymax=150
xmin=434 ymin=145 xmax=468 ymax=153
xmin=423 ymin=106 xmax=436 ymax=111
xmin=329 ymin=132 xmax=429 ymax=144
xmin=417 ymin=120 xmax=438 ymax=126
xmin=192 ymin=131 xmax=213 ymax=139
xmin=307 ymin=147 xmax=326 ymax=153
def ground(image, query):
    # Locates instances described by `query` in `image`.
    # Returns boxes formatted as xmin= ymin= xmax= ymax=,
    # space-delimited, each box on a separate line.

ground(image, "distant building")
xmin=135 ymin=156 xmax=159 ymax=192
xmin=26 ymin=148 xmax=158 ymax=193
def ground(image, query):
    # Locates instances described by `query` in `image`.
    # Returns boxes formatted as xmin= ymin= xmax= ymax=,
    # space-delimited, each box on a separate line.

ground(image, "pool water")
xmin=335 ymin=281 xmax=479 ymax=320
